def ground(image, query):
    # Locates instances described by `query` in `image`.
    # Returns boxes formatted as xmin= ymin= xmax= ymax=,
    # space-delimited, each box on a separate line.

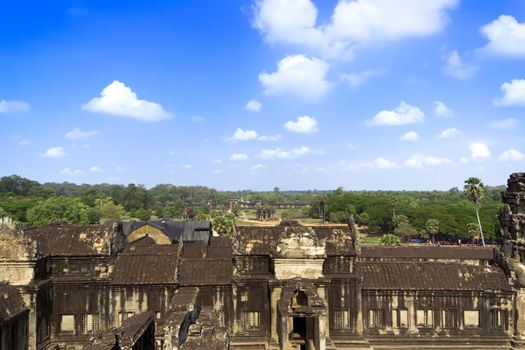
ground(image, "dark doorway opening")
xmin=292 ymin=316 xmax=307 ymax=350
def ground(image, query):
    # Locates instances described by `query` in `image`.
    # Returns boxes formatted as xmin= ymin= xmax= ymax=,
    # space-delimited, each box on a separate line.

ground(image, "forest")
xmin=0 ymin=175 xmax=505 ymax=240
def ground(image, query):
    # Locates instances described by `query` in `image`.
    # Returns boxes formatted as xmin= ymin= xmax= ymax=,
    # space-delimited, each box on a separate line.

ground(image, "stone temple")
xmin=2 ymin=172 xmax=525 ymax=350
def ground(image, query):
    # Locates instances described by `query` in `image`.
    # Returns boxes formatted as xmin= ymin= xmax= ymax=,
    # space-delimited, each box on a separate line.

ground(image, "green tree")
xmin=27 ymin=197 xmax=99 ymax=226
xmin=213 ymin=213 xmax=236 ymax=238
xmin=394 ymin=214 xmax=409 ymax=227
xmin=97 ymin=198 xmax=127 ymax=220
xmin=464 ymin=177 xmax=486 ymax=246
xmin=133 ymin=208 xmax=152 ymax=221
xmin=380 ymin=234 xmax=401 ymax=246
xmin=356 ymin=212 xmax=369 ymax=226
xmin=395 ymin=222 xmax=417 ymax=238
xmin=425 ymin=219 xmax=439 ymax=242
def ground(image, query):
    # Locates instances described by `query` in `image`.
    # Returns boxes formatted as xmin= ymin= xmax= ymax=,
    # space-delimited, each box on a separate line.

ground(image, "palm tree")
xmin=463 ymin=177 xmax=486 ymax=246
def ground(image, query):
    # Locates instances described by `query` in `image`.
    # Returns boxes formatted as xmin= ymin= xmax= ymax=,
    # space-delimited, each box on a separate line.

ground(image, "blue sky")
xmin=1 ymin=0 xmax=525 ymax=190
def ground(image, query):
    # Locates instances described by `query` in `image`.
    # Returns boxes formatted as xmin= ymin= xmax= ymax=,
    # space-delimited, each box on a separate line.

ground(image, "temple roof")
xmin=110 ymin=239 xmax=180 ymax=285
xmin=357 ymin=262 xmax=511 ymax=291
xmin=24 ymin=223 xmax=116 ymax=257
xmin=360 ymin=246 xmax=494 ymax=260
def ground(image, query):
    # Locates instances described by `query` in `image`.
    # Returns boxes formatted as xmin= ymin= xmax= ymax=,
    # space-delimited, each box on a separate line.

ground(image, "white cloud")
xmin=65 ymin=127 xmax=99 ymax=140
xmin=259 ymin=55 xmax=330 ymax=99
xmin=191 ymin=115 xmax=205 ymax=123
xmin=367 ymin=101 xmax=424 ymax=126
xmin=228 ymin=128 xmax=281 ymax=142
xmin=499 ymin=148 xmax=525 ymax=161
xmin=229 ymin=128 xmax=259 ymax=141
xmin=441 ymin=50 xmax=477 ymax=80
xmin=230 ymin=153 xmax=250 ymax=161
xmin=284 ymin=115 xmax=318 ymax=134
xmin=59 ymin=168 xmax=82 ymax=176
xmin=245 ymin=99 xmax=262 ymax=112
xmin=404 ymin=154 xmax=452 ymax=168
xmin=340 ymin=68 xmax=384 ymax=88
xmin=437 ymin=127 xmax=462 ymax=138
xmin=250 ymin=163 xmax=266 ymax=170
xmin=182 ymin=164 xmax=193 ymax=169
xmin=0 ymin=100 xmax=30 ymax=113
xmin=400 ymin=131 xmax=419 ymax=142
xmin=469 ymin=142 xmax=491 ymax=160
xmin=89 ymin=166 xmax=103 ymax=173
xmin=42 ymin=146 xmax=67 ymax=158
xmin=257 ymin=134 xmax=282 ymax=142
xmin=481 ymin=15 xmax=525 ymax=57
xmin=494 ymin=79 xmax=525 ymax=106
xmin=82 ymin=80 xmax=171 ymax=122
xmin=434 ymin=100 xmax=454 ymax=117
xmin=253 ymin=0 xmax=458 ymax=60
xmin=259 ymin=146 xmax=319 ymax=159
xmin=488 ymin=118 xmax=518 ymax=130
xmin=355 ymin=157 xmax=398 ymax=170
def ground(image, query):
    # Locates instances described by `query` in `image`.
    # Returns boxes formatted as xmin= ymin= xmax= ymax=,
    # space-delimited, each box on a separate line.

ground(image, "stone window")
xmin=118 ymin=311 xmax=135 ymax=327
xmin=242 ymin=311 xmax=260 ymax=331
xmin=333 ymin=309 xmax=351 ymax=329
xmin=416 ymin=309 xmax=433 ymax=328
xmin=442 ymin=309 xmax=457 ymax=328
xmin=490 ymin=309 xmax=508 ymax=330
xmin=464 ymin=310 xmax=480 ymax=328
xmin=83 ymin=314 xmax=99 ymax=333
xmin=392 ymin=309 xmax=408 ymax=328
xmin=59 ymin=314 xmax=75 ymax=333
xmin=368 ymin=309 xmax=385 ymax=328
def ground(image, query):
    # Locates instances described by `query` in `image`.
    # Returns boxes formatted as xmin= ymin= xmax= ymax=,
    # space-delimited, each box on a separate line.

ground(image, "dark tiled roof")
xmin=0 ymin=283 xmax=27 ymax=323
xmin=110 ymin=241 xmax=180 ymax=285
xmin=24 ymin=223 xmax=115 ymax=256
xmin=123 ymin=220 xmax=211 ymax=242
xmin=178 ymin=259 xmax=232 ymax=286
xmin=206 ymin=237 xmax=232 ymax=259
xmin=357 ymin=262 xmax=511 ymax=291
xmin=360 ymin=246 xmax=494 ymax=260
xmin=84 ymin=311 xmax=155 ymax=350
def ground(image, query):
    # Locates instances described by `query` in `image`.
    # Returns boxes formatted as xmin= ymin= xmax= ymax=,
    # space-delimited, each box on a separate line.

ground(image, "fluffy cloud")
xmin=441 ymin=50 xmax=477 ymax=80
xmin=434 ymin=101 xmax=454 ymax=117
xmin=469 ymin=142 xmax=491 ymax=160
xmin=228 ymin=128 xmax=281 ymax=142
xmin=82 ymin=80 xmax=171 ymax=122
xmin=481 ymin=15 xmax=525 ymax=57
xmin=0 ymin=100 xmax=30 ymax=114
xmin=259 ymin=146 xmax=318 ymax=159
xmin=253 ymin=0 xmax=458 ymax=59
xmin=437 ymin=127 xmax=462 ymax=138
xmin=259 ymin=55 xmax=330 ymax=99
xmin=42 ymin=146 xmax=67 ymax=158
xmin=229 ymin=128 xmax=259 ymax=141
xmin=89 ymin=166 xmax=104 ymax=173
xmin=245 ymin=99 xmax=262 ymax=112
xmin=357 ymin=157 xmax=398 ymax=170
xmin=488 ymin=118 xmax=518 ymax=130
xmin=367 ymin=101 xmax=424 ymax=126
xmin=400 ymin=131 xmax=419 ymax=142
xmin=499 ymin=148 xmax=525 ymax=161
xmin=230 ymin=153 xmax=250 ymax=161
xmin=340 ymin=68 xmax=384 ymax=88
xmin=494 ymin=79 xmax=525 ymax=106
xmin=250 ymin=163 xmax=266 ymax=171
xmin=65 ymin=127 xmax=99 ymax=140
xmin=405 ymin=154 xmax=452 ymax=168
xmin=284 ymin=115 xmax=318 ymax=134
